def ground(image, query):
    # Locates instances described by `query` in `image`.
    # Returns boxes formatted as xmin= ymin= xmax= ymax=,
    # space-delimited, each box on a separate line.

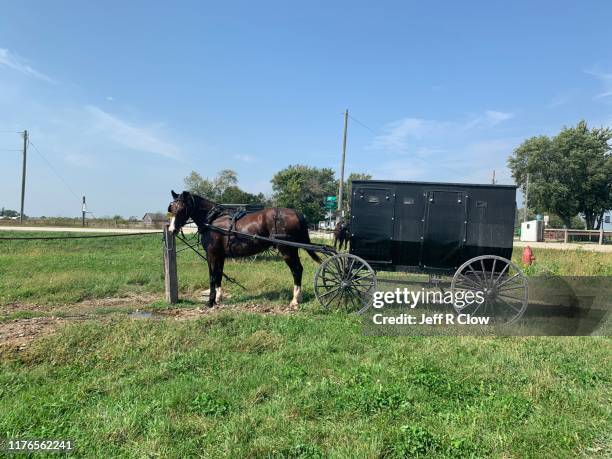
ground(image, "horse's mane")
xmin=191 ymin=193 xmax=217 ymax=209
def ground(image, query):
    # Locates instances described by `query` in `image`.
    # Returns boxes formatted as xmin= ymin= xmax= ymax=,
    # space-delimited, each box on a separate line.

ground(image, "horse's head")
xmin=167 ymin=190 xmax=195 ymax=234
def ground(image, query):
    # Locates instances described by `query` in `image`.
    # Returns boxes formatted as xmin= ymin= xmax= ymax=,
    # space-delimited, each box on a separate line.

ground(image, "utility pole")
xmin=338 ymin=109 xmax=348 ymax=219
xmin=491 ymin=169 xmax=496 ymax=185
xmin=523 ymin=173 xmax=530 ymax=223
xmin=82 ymin=196 xmax=86 ymax=227
xmin=19 ymin=130 xmax=28 ymax=224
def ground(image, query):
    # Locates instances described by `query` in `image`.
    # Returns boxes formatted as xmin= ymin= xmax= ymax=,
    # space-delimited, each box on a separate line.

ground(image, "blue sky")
xmin=1 ymin=1 xmax=611 ymax=217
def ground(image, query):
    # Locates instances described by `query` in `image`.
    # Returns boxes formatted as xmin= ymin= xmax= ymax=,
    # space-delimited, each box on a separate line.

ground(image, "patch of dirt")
xmin=0 ymin=292 xmax=161 ymax=315
xmin=0 ymin=292 xmax=301 ymax=352
xmin=0 ymin=316 xmax=72 ymax=353
xmin=161 ymin=301 xmax=299 ymax=321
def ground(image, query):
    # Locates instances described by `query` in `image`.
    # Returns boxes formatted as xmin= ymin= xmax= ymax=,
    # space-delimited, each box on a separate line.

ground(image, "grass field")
xmin=1 ymin=231 xmax=611 ymax=307
xmin=0 ymin=231 xmax=611 ymax=457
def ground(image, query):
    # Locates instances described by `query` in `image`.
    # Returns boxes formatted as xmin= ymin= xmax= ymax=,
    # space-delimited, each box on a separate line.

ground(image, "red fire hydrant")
xmin=522 ymin=246 xmax=535 ymax=266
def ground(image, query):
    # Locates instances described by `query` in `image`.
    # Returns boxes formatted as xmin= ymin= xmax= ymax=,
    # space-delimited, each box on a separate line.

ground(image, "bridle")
xmin=172 ymin=193 xmax=197 ymax=212
xmin=169 ymin=193 xmax=198 ymax=229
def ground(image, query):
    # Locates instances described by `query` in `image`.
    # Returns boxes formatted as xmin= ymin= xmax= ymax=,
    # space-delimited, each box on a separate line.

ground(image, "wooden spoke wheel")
xmin=451 ymin=255 xmax=528 ymax=325
xmin=314 ymin=253 xmax=377 ymax=313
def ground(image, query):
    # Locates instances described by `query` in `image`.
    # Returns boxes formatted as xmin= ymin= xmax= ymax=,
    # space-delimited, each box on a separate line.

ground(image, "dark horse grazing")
xmin=167 ymin=190 xmax=321 ymax=307
xmin=333 ymin=219 xmax=350 ymax=251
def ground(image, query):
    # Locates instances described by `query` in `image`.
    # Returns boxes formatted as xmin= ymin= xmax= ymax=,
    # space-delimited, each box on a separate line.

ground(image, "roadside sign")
xmin=324 ymin=196 xmax=337 ymax=210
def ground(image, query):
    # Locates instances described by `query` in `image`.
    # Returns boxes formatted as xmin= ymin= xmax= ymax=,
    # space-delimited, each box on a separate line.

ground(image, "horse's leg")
xmin=333 ymin=235 xmax=338 ymax=250
xmin=278 ymin=246 xmax=303 ymax=307
xmin=214 ymin=254 xmax=226 ymax=303
xmin=207 ymin=251 xmax=217 ymax=308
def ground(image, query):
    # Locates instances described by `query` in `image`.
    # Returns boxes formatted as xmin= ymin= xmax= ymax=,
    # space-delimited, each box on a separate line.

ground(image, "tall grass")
xmin=1 ymin=314 xmax=610 ymax=457
xmin=0 ymin=231 xmax=610 ymax=456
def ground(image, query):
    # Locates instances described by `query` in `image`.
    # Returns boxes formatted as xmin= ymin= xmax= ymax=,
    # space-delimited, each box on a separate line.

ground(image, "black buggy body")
xmin=348 ymin=180 xmax=517 ymax=273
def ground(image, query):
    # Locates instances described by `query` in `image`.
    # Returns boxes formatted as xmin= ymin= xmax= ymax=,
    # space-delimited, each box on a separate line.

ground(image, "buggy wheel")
xmin=451 ymin=255 xmax=528 ymax=325
xmin=314 ymin=253 xmax=377 ymax=313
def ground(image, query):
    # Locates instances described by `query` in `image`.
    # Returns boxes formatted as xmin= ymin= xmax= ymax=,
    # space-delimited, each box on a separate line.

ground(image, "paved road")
xmin=513 ymin=239 xmax=612 ymax=253
xmin=0 ymin=225 xmax=163 ymax=234
xmin=0 ymin=225 xmax=198 ymax=234
xmin=1 ymin=226 xmax=610 ymax=252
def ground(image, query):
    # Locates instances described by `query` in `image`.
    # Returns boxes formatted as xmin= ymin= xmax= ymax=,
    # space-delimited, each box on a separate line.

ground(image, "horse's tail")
xmin=296 ymin=212 xmax=322 ymax=264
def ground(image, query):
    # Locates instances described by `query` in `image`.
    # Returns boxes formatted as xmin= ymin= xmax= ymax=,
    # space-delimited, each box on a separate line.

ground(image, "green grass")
xmin=0 ymin=231 xmax=324 ymax=307
xmin=0 ymin=231 xmax=611 ymax=457
xmin=1 ymin=231 xmax=611 ymax=307
xmin=1 ymin=314 xmax=610 ymax=457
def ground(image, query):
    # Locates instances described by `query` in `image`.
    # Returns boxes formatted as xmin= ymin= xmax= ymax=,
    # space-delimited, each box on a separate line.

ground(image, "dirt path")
xmin=0 ymin=293 xmax=298 ymax=353
xmin=0 ymin=316 xmax=87 ymax=352
xmin=0 ymin=225 xmax=196 ymax=234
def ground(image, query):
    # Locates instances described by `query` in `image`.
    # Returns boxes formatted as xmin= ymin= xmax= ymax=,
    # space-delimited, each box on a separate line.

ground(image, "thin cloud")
xmin=371 ymin=118 xmax=450 ymax=152
xmin=461 ymin=110 xmax=515 ymax=130
xmin=546 ymin=93 xmax=571 ymax=108
xmin=594 ymin=90 xmax=612 ymax=100
xmin=234 ymin=154 xmax=257 ymax=163
xmin=483 ymin=110 xmax=514 ymax=125
xmin=584 ymin=69 xmax=612 ymax=100
xmin=64 ymin=152 xmax=96 ymax=168
xmin=86 ymin=105 xmax=181 ymax=160
xmin=0 ymin=48 xmax=55 ymax=83
xmin=372 ymin=110 xmax=514 ymax=153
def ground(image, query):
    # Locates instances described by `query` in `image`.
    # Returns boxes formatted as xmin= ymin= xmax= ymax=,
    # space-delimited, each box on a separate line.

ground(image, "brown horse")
xmin=167 ymin=190 xmax=321 ymax=307
xmin=333 ymin=219 xmax=350 ymax=251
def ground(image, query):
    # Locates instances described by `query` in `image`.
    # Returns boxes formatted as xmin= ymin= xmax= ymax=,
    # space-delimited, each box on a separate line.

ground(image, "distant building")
xmin=142 ymin=212 xmax=166 ymax=226
xmin=604 ymin=211 xmax=612 ymax=231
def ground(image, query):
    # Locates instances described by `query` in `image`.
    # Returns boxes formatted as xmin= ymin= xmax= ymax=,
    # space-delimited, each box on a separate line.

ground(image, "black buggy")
xmin=313 ymin=180 xmax=528 ymax=324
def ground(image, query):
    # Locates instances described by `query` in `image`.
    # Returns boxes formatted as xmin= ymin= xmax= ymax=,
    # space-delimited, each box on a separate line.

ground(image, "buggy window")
xmin=367 ymin=196 xmax=380 ymax=204
xmin=403 ymin=197 xmax=415 ymax=205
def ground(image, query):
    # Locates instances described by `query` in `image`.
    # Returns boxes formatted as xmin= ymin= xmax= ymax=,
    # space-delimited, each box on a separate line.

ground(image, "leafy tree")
xmin=183 ymin=169 xmax=266 ymax=205
xmin=545 ymin=213 xmax=585 ymax=230
xmin=213 ymin=169 xmax=238 ymax=196
xmin=508 ymin=121 xmax=612 ymax=229
xmin=183 ymin=169 xmax=237 ymax=201
xmin=0 ymin=208 xmax=20 ymax=217
xmin=271 ymin=165 xmax=337 ymax=223
xmin=219 ymin=186 xmax=265 ymax=205
xmin=184 ymin=171 xmax=215 ymax=198
xmin=343 ymin=172 xmax=372 ymax=212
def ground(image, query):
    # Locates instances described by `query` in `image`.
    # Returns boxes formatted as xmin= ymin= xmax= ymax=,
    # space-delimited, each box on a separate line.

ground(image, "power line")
xmin=0 ymin=148 xmax=21 ymax=152
xmin=347 ymin=114 xmax=378 ymax=135
xmin=27 ymin=140 xmax=81 ymax=201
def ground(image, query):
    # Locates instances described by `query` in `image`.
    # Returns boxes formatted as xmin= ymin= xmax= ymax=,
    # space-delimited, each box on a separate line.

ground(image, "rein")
xmin=175 ymin=230 xmax=247 ymax=290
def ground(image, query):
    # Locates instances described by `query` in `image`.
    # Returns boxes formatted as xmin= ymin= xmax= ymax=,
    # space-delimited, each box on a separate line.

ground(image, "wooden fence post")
xmin=564 ymin=228 xmax=568 ymax=244
xmin=163 ymin=223 xmax=178 ymax=304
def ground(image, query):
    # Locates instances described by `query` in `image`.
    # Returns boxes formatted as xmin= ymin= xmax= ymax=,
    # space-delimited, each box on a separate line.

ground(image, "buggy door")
xmin=350 ymin=187 xmax=395 ymax=263
xmin=420 ymin=190 xmax=466 ymax=269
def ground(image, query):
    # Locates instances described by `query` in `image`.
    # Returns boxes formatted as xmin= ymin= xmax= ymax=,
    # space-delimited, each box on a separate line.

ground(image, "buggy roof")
xmin=351 ymin=179 xmax=517 ymax=189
